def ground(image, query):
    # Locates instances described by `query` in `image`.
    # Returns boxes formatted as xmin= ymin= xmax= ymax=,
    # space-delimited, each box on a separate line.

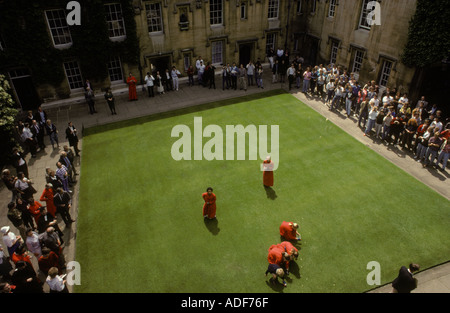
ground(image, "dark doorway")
xmin=9 ymin=69 xmax=40 ymax=111
xmin=415 ymin=62 xmax=450 ymax=121
xmin=148 ymin=56 xmax=172 ymax=75
xmin=239 ymin=43 xmax=253 ymax=66
xmin=303 ymin=36 xmax=319 ymax=67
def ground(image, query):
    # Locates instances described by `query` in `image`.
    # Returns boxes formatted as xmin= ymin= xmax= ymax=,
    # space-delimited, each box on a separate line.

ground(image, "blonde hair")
xmin=276 ymin=268 xmax=284 ymax=277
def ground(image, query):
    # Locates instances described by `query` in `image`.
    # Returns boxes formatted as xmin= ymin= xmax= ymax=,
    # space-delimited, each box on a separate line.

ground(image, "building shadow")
xmin=204 ymin=217 xmax=220 ymax=235
xmin=264 ymin=186 xmax=277 ymax=200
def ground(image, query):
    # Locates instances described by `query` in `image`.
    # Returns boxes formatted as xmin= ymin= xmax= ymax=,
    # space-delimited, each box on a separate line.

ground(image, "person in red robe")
xmin=202 ymin=187 xmax=216 ymax=219
xmin=127 ymin=73 xmax=138 ymax=101
xmin=267 ymin=244 xmax=290 ymax=265
xmin=27 ymin=198 xmax=43 ymax=225
xmin=262 ymin=156 xmax=274 ymax=187
xmin=276 ymin=241 xmax=299 ymax=272
xmin=39 ymin=184 xmax=57 ymax=217
xmin=277 ymin=241 xmax=299 ymax=259
xmin=279 ymin=221 xmax=301 ymax=241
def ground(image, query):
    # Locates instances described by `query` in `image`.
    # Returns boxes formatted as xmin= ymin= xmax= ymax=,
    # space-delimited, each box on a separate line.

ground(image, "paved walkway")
xmin=1 ymin=66 xmax=448 ymax=292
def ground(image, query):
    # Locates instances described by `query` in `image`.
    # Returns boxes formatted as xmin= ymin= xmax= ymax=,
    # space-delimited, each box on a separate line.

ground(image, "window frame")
xmin=210 ymin=0 xmax=224 ymax=26
xmin=45 ymin=9 xmax=73 ymax=49
xmin=330 ymin=41 xmax=339 ymax=64
xmin=145 ymin=2 xmax=164 ymax=34
xmin=268 ymin=0 xmax=279 ymax=19
xmin=63 ymin=60 xmax=84 ymax=90
xmin=211 ymin=40 xmax=224 ymax=65
xmin=328 ymin=0 xmax=337 ymax=18
xmin=351 ymin=49 xmax=365 ymax=74
xmin=105 ymin=3 xmax=127 ymax=40
xmin=107 ymin=56 xmax=124 ymax=83
xmin=359 ymin=0 xmax=375 ymax=30
xmin=378 ymin=59 xmax=393 ymax=87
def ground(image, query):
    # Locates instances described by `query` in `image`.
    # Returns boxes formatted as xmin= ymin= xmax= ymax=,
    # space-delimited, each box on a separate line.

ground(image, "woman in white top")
xmin=364 ymin=106 xmax=379 ymax=136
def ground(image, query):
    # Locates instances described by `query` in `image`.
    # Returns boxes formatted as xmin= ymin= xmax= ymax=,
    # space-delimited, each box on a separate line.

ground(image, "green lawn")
xmin=75 ymin=90 xmax=450 ymax=293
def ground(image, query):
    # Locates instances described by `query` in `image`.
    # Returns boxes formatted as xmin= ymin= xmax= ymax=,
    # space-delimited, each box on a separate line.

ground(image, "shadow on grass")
xmin=265 ymin=278 xmax=285 ymax=293
xmin=82 ymin=89 xmax=288 ymax=136
xmin=264 ymin=186 xmax=277 ymax=200
xmin=204 ymin=217 xmax=220 ymax=235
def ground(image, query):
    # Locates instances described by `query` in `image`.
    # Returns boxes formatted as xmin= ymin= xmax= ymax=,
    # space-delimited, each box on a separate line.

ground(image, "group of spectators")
xmin=0 ymin=107 xmax=79 ymax=293
xmin=272 ymin=55 xmax=449 ymax=171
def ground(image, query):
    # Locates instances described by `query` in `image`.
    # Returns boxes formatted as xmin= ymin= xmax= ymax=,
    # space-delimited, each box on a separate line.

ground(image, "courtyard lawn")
xmin=75 ymin=90 xmax=450 ymax=293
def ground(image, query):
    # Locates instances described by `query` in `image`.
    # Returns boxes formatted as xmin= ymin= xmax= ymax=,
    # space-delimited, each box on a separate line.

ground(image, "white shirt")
xmin=3 ymin=232 xmax=16 ymax=248
xmin=144 ymin=75 xmax=154 ymax=87
xmin=26 ymin=232 xmax=42 ymax=257
xmin=370 ymin=98 xmax=380 ymax=108
xmin=382 ymin=96 xmax=393 ymax=106
xmin=195 ymin=59 xmax=203 ymax=70
xmin=46 ymin=276 xmax=65 ymax=292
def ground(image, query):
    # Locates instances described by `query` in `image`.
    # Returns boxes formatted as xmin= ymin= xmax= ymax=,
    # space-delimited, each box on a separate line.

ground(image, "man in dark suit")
xmin=391 ymin=263 xmax=420 ymax=293
xmin=53 ymin=187 xmax=75 ymax=226
xmin=30 ymin=120 xmax=45 ymax=150
xmin=65 ymin=122 xmax=80 ymax=156
xmin=36 ymin=106 xmax=48 ymax=127
xmin=163 ymin=69 xmax=172 ymax=91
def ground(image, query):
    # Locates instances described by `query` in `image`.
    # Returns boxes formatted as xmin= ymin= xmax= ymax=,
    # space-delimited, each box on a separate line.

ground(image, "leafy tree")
xmin=402 ymin=0 xmax=450 ymax=68
xmin=0 ymin=74 xmax=19 ymax=168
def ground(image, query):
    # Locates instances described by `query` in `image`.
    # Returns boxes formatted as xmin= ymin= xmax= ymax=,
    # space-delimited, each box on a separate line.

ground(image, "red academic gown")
xmin=263 ymin=160 xmax=274 ymax=187
xmin=127 ymin=76 xmax=138 ymax=100
xmin=39 ymin=188 xmax=57 ymax=217
xmin=28 ymin=201 xmax=43 ymax=225
xmin=278 ymin=241 xmax=298 ymax=256
xmin=202 ymin=192 xmax=216 ymax=219
xmin=267 ymin=244 xmax=285 ymax=265
xmin=279 ymin=221 xmax=297 ymax=241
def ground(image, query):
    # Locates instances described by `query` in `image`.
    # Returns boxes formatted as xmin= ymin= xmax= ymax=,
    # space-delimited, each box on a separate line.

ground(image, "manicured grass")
xmin=75 ymin=90 xmax=450 ymax=293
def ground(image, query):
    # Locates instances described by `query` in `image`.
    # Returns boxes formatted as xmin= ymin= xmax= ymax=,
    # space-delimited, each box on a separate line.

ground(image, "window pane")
xmin=108 ymin=56 xmax=124 ymax=82
xmin=145 ymin=2 xmax=163 ymax=33
xmin=63 ymin=61 xmax=84 ymax=89
xmin=212 ymin=41 xmax=223 ymax=64
xmin=268 ymin=0 xmax=279 ymax=19
xmin=45 ymin=9 xmax=72 ymax=46
xmin=210 ymin=0 xmax=223 ymax=25
xmin=105 ymin=3 xmax=126 ymax=38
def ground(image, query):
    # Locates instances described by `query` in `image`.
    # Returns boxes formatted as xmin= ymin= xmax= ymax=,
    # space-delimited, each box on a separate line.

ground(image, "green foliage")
xmin=0 ymin=75 xmax=19 ymax=168
xmin=402 ymin=0 xmax=450 ymax=68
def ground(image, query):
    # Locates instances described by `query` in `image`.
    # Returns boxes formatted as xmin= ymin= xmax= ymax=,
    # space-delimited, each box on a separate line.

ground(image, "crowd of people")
xmin=266 ymin=48 xmax=450 ymax=172
xmin=1 ymin=107 xmax=79 ymax=293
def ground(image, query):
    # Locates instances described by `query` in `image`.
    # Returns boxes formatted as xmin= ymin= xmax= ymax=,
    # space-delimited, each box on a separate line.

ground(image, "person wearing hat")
xmin=279 ymin=221 xmax=302 ymax=241
xmin=1 ymin=226 xmax=22 ymax=257
xmin=262 ymin=156 xmax=274 ymax=187
xmin=39 ymin=183 xmax=57 ymax=217
xmin=202 ymin=187 xmax=217 ymax=219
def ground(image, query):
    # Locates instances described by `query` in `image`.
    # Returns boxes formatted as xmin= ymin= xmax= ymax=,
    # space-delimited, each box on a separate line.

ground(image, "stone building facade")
xmin=1 ymin=0 xmax=421 ymax=110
